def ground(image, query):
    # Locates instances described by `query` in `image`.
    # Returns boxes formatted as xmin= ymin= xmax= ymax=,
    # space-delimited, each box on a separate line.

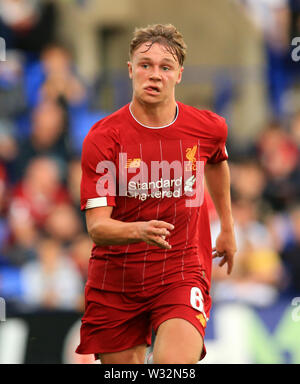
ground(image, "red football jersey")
xmin=81 ymin=102 xmax=228 ymax=293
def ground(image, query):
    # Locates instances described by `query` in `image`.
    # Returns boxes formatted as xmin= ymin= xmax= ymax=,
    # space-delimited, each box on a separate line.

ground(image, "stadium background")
xmin=0 ymin=0 xmax=300 ymax=364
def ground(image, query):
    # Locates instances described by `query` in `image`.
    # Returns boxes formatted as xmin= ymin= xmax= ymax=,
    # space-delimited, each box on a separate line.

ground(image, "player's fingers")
xmin=214 ymin=249 xmax=225 ymax=258
xmin=152 ymin=221 xmax=175 ymax=231
xmin=218 ymin=256 xmax=227 ymax=267
xmin=151 ymin=241 xmax=171 ymax=250
xmin=148 ymin=236 xmax=172 ymax=250
xmin=156 ymin=237 xmax=172 ymax=249
xmin=218 ymin=253 xmax=234 ymax=275
xmin=151 ymin=228 xmax=171 ymax=237
xmin=226 ymin=254 xmax=234 ymax=275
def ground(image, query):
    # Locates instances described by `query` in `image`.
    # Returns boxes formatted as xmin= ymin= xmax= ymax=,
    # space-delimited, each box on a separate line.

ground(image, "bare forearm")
xmin=205 ymin=161 xmax=234 ymax=231
xmin=86 ymin=210 xmax=174 ymax=249
xmin=87 ymin=218 xmax=141 ymax=246
xmin=205 ymin=161 xmax=236 ymax=274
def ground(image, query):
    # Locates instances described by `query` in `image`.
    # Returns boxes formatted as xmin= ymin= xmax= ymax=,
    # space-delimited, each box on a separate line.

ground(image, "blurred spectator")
xmin=236 ymin=0 xmax=291 ymax=119
xmin=41 ymin=44 xmax=87 ymax=106
xmin=12 ymin=100 xmax=71 ymax=181
xmin=4 ymin=206 xmax=38 ymax=267
xmin=20 ymin=236 xmax=83 ymax=310
xmin=280 ymin=205 xmax=300 ymax=293
xmin=264 ymin=210 xmax=293 ymax=255
xmin=0 ymin=120 xmax=18 ymax=164
xmin=0 ymin=164 xmax=7 ymax=217
xmin=0 ymin=164 xmax=9 ymax=263
xmin=256 ymin=122 xmax=300 ymax=211
xmin=211 ymin=197 xmax=284 ymax=306
xmin=44 ymin=203 xmax=83 ymax=245
xmin=0 ymin=50 xmax=27 ymax=119
xmin=67 ymin=157 xmax=82 ymax=209
xmin=9 ymin=156 xmax=70 ymax=230
xmin=69 ymin=234 xmax=93 ymax=284
xmin=230 ymin=159 xmax=266 ymax=201
xmin=25 ymin=43 xmax=88 ymax=109
xmin=0 ymin=0 xmax=57 ymax=56
xmin=289 ymin=110 xmax=300 ymax=148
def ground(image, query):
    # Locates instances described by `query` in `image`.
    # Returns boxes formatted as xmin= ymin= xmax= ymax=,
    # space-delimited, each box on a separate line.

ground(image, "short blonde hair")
xmin=129 ymin=24 xmax=187 ymax=66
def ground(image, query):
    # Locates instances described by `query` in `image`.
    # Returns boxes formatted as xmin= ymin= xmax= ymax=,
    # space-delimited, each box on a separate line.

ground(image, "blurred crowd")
xmin=209 ymin=0 xmax=300 ymax=306
xmin=0 ymin=0 xmax=299 ymax=314
xmin=235 ymin=0 xmax=300 ymax=120
xmin=0 ymin=0 xmax=98 ymax=312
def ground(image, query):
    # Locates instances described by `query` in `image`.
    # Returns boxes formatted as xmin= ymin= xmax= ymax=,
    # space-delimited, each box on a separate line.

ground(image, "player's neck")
xmin=130 ymin=98 xmax=178 ymax=128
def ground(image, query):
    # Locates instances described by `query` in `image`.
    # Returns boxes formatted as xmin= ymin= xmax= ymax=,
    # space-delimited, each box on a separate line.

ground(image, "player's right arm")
xmin=86 ymin=206 xmax=174 ymax=249
xmin=81 ymin=123 xmax=174 ymax=250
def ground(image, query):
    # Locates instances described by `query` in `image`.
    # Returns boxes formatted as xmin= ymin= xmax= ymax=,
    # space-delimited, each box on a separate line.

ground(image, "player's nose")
xmin=149 ymin=67 xmax=162 ymax=80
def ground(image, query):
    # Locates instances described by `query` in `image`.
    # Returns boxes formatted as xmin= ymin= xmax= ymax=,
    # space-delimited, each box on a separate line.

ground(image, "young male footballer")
xmin=76 ymin=24 xmax=236 ymax=364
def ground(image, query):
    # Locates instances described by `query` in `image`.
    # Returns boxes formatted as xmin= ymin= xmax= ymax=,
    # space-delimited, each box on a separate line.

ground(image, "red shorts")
xmin=75 ymin=280 xmax=211 ymax=361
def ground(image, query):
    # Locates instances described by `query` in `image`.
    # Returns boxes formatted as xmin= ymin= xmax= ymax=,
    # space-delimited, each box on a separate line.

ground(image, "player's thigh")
xmin=99 ymin=343 xmax=147 ymax=364
xmin=153 ymin=318 xmax=203 ymax=364
xmin=150 ymin=282 xmax=211 ymax=364
xmin=76 ymin=286 xmax=152 ymax=361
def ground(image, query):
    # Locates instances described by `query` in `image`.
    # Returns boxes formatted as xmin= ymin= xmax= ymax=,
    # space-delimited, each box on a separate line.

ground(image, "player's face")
xmin=128 ymin=42 xmax=183 ymax=105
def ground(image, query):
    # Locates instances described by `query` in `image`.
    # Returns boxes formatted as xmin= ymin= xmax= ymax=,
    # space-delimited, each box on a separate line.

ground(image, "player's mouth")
xmin=144 ymin=85 xmax=161 ymax=95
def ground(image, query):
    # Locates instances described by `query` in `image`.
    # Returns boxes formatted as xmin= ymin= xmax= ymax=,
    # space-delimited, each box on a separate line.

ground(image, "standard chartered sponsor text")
xmin=96 ymin=153 xmax=204 ymax=207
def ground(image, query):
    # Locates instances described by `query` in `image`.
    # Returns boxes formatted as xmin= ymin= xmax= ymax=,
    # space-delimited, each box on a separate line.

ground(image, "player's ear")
xmin=176 ymin=66 xmax=184 ymax=84
xmin=128 ymin=61 xmax=133 ymax=79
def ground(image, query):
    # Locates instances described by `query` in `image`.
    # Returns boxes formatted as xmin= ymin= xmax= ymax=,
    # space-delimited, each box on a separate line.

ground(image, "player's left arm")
xmin=205 ymin=160 xmax=237 ymax=274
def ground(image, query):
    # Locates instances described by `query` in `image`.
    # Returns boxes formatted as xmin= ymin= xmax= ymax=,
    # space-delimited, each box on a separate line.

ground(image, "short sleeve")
xmin=207 ymin=117 xmax=229 ymax=164
xmin=80 ymin=125 xmax=118 ymax=211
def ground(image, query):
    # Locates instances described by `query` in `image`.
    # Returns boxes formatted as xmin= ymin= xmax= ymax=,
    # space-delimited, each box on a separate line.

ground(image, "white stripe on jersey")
xmin=195 ymin=140 xmax=202 ymax=267
xmin=122 ymin=143 xmax=143 ymax=291
xmin=122 ymin=244 xmax=130 ymax=292
xmin=179 ymin=139 xmax=185 ymax=281
xmin=101 ymin=253 xmax=109 ymax=290
xmin=142 ymin=140 xmax=163 ymax=290
xmin=160 ymin=139 xmax=168 ymax=285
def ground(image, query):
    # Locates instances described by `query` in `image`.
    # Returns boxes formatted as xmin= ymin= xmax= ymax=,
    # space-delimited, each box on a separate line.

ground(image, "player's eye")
xmin=162 ymin=66 xmax=170 ymax=71
xmin=141 ymin=64 xmax=149 ymax=69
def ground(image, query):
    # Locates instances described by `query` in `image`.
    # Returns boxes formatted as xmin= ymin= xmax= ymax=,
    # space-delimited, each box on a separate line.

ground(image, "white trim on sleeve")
xmin=86 ymin=197 xmax=108 ymax=209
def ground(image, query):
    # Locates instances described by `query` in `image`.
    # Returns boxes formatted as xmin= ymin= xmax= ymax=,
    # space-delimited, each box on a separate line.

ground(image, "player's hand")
xmin=212 ymin=229 xmax=236 ymax=275
xmin=136 ymin=220 xmax=174 ymax=249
